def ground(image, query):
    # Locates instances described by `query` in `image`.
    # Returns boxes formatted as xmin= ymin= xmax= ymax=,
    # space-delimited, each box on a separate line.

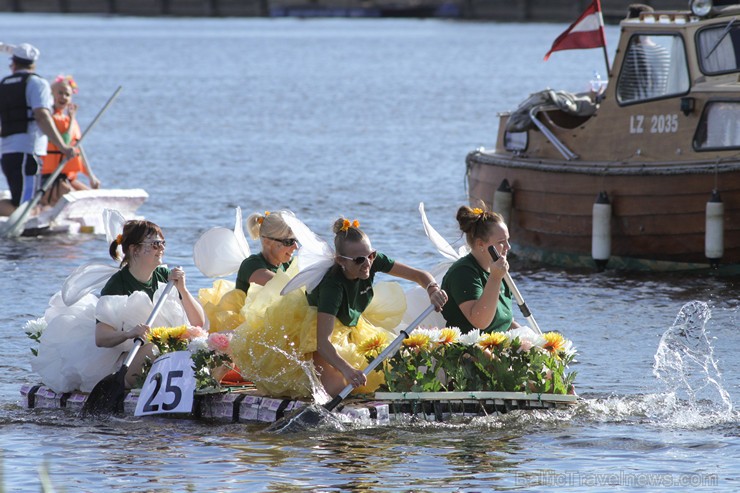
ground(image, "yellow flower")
xmin=437 ymin=328 xmax=460 ymax=346
xmin=358 ymin=334 xmax=387 ymax=355
xmin=147 ymin=325 xmax=188 ymax=343
xmin=542 ymin=332 xmax=566 ymax=354
xmin=340 ymin=219 xmax=351 ymax=232
xmin=472 ymin=207 xmax=484 ymax=216
xmin=403 ymin=332 xmax=431 ymax=349
xmin=477 ymin=332 xmax=508 ymax=350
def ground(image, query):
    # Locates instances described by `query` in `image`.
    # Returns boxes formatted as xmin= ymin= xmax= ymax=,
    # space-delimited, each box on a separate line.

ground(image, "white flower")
xmin=188 ymin=336 xmax=208 ymax=353
xmin=23 ymin=317 xmax=47 ymax=336
xmin=458 ymin=328 xmax=481 ymax=346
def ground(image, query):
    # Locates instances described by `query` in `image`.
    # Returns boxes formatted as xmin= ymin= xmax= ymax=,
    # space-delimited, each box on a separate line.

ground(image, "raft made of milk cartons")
xmin=20 ymin=384 xmax=578 ymax=423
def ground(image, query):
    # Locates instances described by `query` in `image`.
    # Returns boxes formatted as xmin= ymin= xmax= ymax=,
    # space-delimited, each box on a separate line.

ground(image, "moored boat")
xmin=467 ymin=1 xmax=740 ymax=272
xmin=0 ymin=188 xmax=148 ymax=235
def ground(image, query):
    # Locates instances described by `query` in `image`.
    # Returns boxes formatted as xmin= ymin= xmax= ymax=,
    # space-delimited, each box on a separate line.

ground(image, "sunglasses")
xmin=140 ymin=239 xmax=166 ymax=249
xmin=265 ymin=236 xmax=298 ymax=247
xmin=338 ymin=250 xmax=377 ymax=265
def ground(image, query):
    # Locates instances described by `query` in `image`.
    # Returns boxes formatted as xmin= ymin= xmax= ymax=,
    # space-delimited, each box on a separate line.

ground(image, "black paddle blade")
xmin=265 ymin=404 xmax=335 ymax=434
xmin=81 ymin=368 xmax=127 ymax=417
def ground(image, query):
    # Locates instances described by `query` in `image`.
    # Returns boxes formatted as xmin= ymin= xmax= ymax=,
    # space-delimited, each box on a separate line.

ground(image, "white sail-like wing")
xmin=61 ymin=262 xmax=118 ymax=306
xmin=280 ymin=214 xmax=335 ymax=295
xmin=419 ymin=202 xmax=461 ymax=261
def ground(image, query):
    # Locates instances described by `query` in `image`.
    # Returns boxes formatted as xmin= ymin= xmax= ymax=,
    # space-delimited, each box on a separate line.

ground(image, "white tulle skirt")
xmin=32 ymin=283 xmax=188 ymax=393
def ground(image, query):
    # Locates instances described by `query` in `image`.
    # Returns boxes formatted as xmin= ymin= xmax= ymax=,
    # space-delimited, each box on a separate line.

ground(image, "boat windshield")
xmin=694 ymin=101 xmax=740 ymax=150
xmin=616 ymin=34 xmax=690 ymax=105
xmin=697 ymin=22 xmax=740 ymax=74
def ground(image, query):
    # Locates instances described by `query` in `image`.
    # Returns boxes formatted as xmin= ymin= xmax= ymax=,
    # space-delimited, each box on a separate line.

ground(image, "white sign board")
xmin=135 ymin=351 xmax=196 ymax=416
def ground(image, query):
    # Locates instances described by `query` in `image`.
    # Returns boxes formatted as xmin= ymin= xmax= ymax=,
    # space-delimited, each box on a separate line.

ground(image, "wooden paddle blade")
xmin=81 ymin=368 xmax=127 ymax=416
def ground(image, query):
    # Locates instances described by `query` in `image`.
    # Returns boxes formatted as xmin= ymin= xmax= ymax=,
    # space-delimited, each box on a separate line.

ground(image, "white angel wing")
xmin=280 ymin=214 xmax=335 ymax=295
xmin=61 ymin=262 xmax=119 ymax=306
xmin=419 ymin=202 xmax=461 ymax=261
xmin=193 ymin=207 xmax=251 ymax=278
xmin=103 ymin=208 xmax=127 ymax=246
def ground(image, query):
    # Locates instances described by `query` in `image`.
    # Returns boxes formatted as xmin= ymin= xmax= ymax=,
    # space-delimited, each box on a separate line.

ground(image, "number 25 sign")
xmin=135 ymin=351 xmax=196 ymax=416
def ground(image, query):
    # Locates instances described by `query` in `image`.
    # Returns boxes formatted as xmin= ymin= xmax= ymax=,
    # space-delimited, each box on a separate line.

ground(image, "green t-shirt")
xmin=235 ymin=253 xmax=292 ymax=294
xmin=100 ymin=265 xmax=170 ymax=301
xmin=306 ymin=252 xmax=395 ymax=327
xmin=441 ymin=253 xmax=513 ymax=333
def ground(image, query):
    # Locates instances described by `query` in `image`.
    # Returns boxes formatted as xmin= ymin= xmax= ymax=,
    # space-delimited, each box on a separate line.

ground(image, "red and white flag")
xmin=544 ymin=0 xmax=606 ymax=61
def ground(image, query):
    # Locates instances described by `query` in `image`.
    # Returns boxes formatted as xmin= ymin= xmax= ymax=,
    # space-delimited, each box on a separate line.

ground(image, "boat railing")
xmin=528 ymin=106 xmax=579 ymax=160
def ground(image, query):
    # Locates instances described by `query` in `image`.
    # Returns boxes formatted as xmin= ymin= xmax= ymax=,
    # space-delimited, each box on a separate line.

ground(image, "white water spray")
xmin=651 ymin=301 xmax=733 ymax=424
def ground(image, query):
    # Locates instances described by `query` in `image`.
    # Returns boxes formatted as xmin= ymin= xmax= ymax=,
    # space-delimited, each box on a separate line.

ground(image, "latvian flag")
xmin=544 ymin=0 xmax=607 ymax=60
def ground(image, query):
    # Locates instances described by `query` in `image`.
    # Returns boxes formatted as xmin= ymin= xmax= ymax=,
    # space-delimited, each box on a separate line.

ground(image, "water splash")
xmin=574 ymin=301 xmax=735 ymax=429
xmin=653 ymin=301 xmax=733 ymax=417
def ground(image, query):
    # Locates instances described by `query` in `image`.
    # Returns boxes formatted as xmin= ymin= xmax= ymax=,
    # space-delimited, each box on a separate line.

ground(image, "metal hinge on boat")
xmin=529 ymin=107 xmax=579 ymax=161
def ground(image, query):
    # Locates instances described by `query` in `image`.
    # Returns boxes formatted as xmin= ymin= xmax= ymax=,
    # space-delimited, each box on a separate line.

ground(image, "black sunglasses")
xmin=265 ymin=236 xmax=298 ymax=247
xmin=338 ymin=250 xmax=377 ymax=265
xmin=140 ymin=239 xmax=166 ymax=249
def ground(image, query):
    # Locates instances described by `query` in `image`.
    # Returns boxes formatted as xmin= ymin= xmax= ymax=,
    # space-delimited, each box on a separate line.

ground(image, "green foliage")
xmin=378 ymin=335 xmax=577 ymax=395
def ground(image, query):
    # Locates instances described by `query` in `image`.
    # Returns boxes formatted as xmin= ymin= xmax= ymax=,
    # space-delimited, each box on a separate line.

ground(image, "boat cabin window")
xmin=697 ymin=22 xmax=740 ymax=74
xmin=616 ymin=34 xmax=690 ymax=105
xmin=694 ymin=101 xmax=740 ymax=150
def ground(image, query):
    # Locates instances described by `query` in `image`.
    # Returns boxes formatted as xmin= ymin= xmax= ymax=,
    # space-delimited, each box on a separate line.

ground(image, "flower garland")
xmin=360 ymin=327 xmax=577 ymax=394
xmin=143 ymin=325 xmax=234 ymax=390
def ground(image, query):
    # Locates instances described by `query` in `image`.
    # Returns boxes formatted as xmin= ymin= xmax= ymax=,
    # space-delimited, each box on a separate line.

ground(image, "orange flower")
xmin=358 ymin=334 xmax=387 ymax=355
xmin=436 ymin=327 xmax=460 ymax=346
xmin=477 ymin=332 xmax=508 ymax=350
xmin=542 ymin=332 xmax=566 ymax=354
xmin=403 ymin=333 xmax=431 ymax=350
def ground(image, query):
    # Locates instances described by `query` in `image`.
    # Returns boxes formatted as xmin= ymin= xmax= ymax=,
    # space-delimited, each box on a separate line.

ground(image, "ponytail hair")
xmin=109 ymin=219 xmax=163 ymax=266
xmin=246 ymin=210 xmax=295 ymax=241
xmin=332 ymin=217 xmax=366 ymax=255
xmin=456 ymin=205 xmax=504 ymax=246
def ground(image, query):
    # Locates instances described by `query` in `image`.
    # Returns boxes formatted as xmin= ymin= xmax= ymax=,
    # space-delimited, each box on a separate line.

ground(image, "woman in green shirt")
xmin=441 ymin=206 xmax=520 ymax=334
xmin=235 ymin=210 xmax=298 ymax=294
xmin=96 ymin=219 xmax=205 ymax=388
xmin=231 ymin=216 xmax=447 ymax=398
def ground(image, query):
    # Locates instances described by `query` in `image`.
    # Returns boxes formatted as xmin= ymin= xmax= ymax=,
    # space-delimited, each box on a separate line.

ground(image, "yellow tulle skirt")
xmin=229 ymin=271 xmax=407 ymax=399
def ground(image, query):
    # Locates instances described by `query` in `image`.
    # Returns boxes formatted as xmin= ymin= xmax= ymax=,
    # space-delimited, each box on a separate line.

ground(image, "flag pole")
xmin=601 ymin=44 xmax=611 ymax=76
xmin=596 ymin=0 xmax=611 ymax=76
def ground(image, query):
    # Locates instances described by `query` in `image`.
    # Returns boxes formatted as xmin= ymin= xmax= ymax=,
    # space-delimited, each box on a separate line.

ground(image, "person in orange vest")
xmin=41 ymin=75 xmax=100 ymax=206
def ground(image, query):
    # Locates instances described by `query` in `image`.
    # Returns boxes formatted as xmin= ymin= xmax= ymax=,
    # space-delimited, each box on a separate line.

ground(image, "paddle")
xmin=267 ymin=304 xmax=436 ymax=433
xmin=488 ymin=245 xmax=542 ymax=334
xmin=82 ymin=280 xmax=175 ymax=416
xmin=0 ymin=86 xmax=122 ymax=238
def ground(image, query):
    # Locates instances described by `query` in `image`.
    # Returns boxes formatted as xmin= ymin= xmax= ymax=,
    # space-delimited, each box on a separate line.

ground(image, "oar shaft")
xmin=330 ymin=304 xmax=436 ymax=407
xmin=38 ymin=86 xmax=122 ymax=195
xmin=121 ymin=281 xmax=174 ymax=370
xmin=0 ymin=86 xmax=122 ymax=237
xmin=489 ymin=246 xmax=542 ymax=334
xmin=503 ymin=272 xmax=542 ymax=334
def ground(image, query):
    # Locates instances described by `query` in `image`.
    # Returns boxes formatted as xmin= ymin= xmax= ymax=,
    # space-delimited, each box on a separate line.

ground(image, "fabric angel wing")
xmin=60 ymin=208 xmax=126 ymax=306
xmin=193 ymin=207 xmax=251 ymax=278
xmin=103 ymin=208 xmax=127 ymax=246
xmin=61 ymin=262 xmax=118 ymax=306
xmin=419 ymin=202 xmax=468 ymax=261
xmin=280 ymin=214 xmax=335 ymax=295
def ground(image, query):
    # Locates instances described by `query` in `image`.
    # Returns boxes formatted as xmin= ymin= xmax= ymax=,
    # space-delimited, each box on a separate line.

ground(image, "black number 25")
xmin=142 ymin=370 xmax=184 ymax=413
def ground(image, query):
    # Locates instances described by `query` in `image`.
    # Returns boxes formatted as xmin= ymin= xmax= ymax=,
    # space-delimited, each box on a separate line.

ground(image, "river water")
xmin=1 ymin=13 xmax=739 ymax=492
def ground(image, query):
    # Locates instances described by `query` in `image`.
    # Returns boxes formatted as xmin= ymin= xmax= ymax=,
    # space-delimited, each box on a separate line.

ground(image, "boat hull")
xmin=20 ymin=384 xmax=576 ymax=424
xmin=467 ymin=150 xmax=740 ymax=271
